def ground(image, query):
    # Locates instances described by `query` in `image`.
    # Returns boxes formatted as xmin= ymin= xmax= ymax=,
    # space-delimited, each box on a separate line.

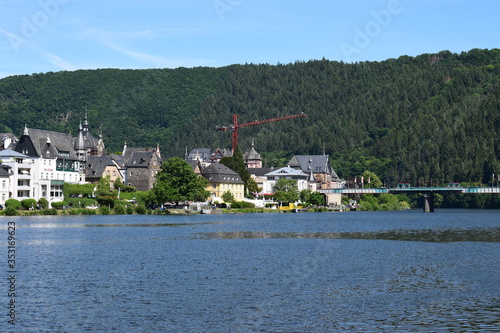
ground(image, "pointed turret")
xmin=155 ymin=143 xmax=161 ymax=159
xmin=83 ymin=112 xmax=89 ymax=134
xmin=74 ymin=123 xmax=86 ymax=161
xmin=74 ymin=123 xmax=85 ymax=150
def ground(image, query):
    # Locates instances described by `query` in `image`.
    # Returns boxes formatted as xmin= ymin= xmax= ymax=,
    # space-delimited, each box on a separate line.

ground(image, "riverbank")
xmin=0 ymin=206 xmax=345 ymax=216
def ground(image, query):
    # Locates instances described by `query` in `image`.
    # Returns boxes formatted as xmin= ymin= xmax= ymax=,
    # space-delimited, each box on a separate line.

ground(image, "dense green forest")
xmin=1 ymin=48 xmax=499 ymax=187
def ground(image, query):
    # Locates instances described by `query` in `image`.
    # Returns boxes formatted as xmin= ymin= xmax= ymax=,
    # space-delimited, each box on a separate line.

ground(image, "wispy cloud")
xmin=104 ymin=41 xmax=211 ymax=68
xmin=40 ymin=50 xmax=79 ymax=71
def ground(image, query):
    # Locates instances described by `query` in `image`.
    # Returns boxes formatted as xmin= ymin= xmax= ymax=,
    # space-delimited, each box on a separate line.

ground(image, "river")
xmin=2 ymin=210 xmax=499 ymax=332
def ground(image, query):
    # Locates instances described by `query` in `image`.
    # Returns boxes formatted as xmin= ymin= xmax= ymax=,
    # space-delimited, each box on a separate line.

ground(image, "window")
xmin=1 ymin=180 xmax=5 ymax=189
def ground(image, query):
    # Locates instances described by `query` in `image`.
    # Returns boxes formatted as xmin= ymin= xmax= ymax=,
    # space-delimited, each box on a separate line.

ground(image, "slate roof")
xmin=201 ymin=163 xmax=244 ymax=184
xmin=244 ymin=144 xmax=261 ymax=161
xmin=186 ymin=160 xmax=202 ymax=174
xmin=248 ymin=167 xmax=275 ymax=178
xmin=265 ymin=166 xmax=308 ymax=178
xmin=0 ymin=149 xmax=29 ymax=159
xmin=187 ymin=148 xmax=212 ymax=162
xmin=85 ymin=156 xmax=117 ymax=178
xmin=21 ymin=128 xmax=79 ymax=160
xmin=0 ymin=133 xmax=18 ymax=150
xmin=0 ymin=164 xmax=12 ymax=177
xmin=125 ymin=150 xmax=157 ymax=168
xmin=288 ymin=155 xmax=340 ymax=180
xmin=109 ymin=153 xmax=126 ymax=168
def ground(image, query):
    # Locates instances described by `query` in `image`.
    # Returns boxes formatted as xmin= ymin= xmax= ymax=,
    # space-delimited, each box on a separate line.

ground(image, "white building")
xmin=263 ymin=167 xmax=309 ymax=194
xmin=0 ymin=150 xmax=33 ymax=205
xmin=11 ymin=126 xmax=87 ymax=203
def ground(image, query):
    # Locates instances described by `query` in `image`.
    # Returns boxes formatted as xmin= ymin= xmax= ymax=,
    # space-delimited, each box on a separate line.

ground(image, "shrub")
xmin=67 ymin=198 xmax=96 ymax=208
xmin=5 ymin=206 xmax=18 ymax=216
xmin=80 ymin=209 xmax=97 ymax=215
xmin=51 ymin=201 xmax=67 ymax=209
xmin=21 ymin=199 xmax=37 ymax=210
xmin=5 ymin=199 xmax=21 ymax=210
xmin=135 ymin=205 xmax=147 ymax=214
xmin=38 ymin=198 xmax=49 ymax=209
xmin=41 ymin=208 xmax=58 ymax=215
xmin=126 ymin=207 xmax=134 ymax=215
xmin=96 ymin=195 xmax=116 ymax=208
xmin=114 ymin=205 xmax=125 ymax=215
xmin=231 ymin=201 xmax=256 ymax=209
xmin=99 ymin=206 xmax=111 ymax=215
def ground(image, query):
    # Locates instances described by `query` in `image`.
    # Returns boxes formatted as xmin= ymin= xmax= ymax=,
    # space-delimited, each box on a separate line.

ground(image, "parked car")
xmin=85 ymin=205 xmax=99 ymax=209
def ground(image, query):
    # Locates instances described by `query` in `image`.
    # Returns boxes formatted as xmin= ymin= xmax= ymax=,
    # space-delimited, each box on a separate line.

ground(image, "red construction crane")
xmin=216 ymin=113 xmax=307 ymax=153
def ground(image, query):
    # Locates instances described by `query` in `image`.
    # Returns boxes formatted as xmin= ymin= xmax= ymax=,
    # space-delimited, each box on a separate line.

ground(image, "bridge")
xmin=318 ymin=184 xmax=500 ymax=212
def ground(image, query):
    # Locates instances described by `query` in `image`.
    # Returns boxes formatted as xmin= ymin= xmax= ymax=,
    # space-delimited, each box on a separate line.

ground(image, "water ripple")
xmin=194 ymin=227 xmax=500 ymax=242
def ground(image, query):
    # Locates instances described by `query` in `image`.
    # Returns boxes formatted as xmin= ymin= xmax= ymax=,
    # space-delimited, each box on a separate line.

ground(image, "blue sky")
xmin=0 ymin=0 xmax=498 ymax=78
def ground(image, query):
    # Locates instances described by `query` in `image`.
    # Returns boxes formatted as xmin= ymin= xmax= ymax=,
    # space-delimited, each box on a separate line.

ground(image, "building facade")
xmin=202 ymin=163 xmax=245 ymax=203
xmin=263 ymin=166 xmax=309 ymax=194
xmin=120 ymin=143 xmax=162 ymax=191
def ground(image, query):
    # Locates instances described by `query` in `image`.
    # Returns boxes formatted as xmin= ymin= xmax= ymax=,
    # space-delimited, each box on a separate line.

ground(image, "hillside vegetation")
xmin=0 ymin=48 xmax=499 ymax=186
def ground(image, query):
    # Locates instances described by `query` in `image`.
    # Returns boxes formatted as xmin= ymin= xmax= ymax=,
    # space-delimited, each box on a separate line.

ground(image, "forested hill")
xmin=0 ymin=48 xmax=499 ymax=185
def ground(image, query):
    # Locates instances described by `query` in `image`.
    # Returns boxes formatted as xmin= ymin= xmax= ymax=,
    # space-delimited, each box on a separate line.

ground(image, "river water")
xmin=2 ymin=210 xmax=499 ymax=332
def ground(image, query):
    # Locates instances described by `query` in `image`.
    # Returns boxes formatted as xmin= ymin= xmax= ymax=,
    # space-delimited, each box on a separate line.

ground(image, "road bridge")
xmin=318 ymin=184 xmax=500 ymax=212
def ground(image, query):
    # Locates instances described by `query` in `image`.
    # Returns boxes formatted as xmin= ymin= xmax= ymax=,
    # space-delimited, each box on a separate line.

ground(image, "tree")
xmin=300 ymin=189 xmax=325 ymax=206
xmin=153 ymin=157 xmax=210 ymax=204
xmin=222 ymin=190 xmax=235 ymax=203
xmin=362 ymin=170 xmax=383 ymax=188
xmin=5 ymin=199 xmax=21 ymax=210
xmin=220 ymin=145 xmax=252 ymax=191
xmin=21 ymin=199 xmax=37 ymax=210
xmin=273 ymin=178 xmax=299 ymax=204
xmin=38 ymin=197 xmax=49 ymax=209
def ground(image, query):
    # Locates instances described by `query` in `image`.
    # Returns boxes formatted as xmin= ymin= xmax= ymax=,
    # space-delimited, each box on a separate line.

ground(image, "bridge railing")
xmin=319 ymin=187 xmax=500 ymax=194
xmin=464 ymin=187 xmax=500 ymax=193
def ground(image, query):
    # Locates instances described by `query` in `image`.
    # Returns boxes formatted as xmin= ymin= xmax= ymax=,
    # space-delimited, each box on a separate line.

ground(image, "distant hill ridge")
xmin=0 ymin=48 xmax=499 ymax=185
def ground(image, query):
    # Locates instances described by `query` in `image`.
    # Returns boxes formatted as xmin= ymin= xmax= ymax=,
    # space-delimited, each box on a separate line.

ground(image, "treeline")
xmin=0 ymin=48 xmax=499 ymax=186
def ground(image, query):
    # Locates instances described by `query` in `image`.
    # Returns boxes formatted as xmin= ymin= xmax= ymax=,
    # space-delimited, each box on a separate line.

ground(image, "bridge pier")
xmin=422 ymin=194 xmax=434 ymax=213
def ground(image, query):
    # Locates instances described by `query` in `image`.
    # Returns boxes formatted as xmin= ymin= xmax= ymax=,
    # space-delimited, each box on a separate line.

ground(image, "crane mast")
xmin=216 ymin=113 xmax=307 ymax=153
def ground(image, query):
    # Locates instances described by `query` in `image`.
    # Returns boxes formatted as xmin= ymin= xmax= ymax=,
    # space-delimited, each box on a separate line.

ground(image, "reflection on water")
xmin=10 ymin=211 xmax=500 ymax=332
xmin=195 ymin=227 xmax=500 ymax=242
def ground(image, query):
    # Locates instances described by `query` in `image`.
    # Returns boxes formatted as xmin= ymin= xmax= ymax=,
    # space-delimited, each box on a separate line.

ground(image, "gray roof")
xmin=0 ymin=149 xmax=29 ymax=159
xmin=201 ymin=163 xmax=244 ymax=184
xmin=125 ymin=149 xmax=160 ymax=168
xmin=265 ymin=166 xmax=308 ymax=178
xmin=109 ymin=153 xmax=126 ymax=168
xmin=288 ymin=155 xmax=340 ymax=180
xmin=248 ymin=167 xmax=275 ymax=177
xmin=186 ymin=159 xmax=202 ymax=172
xmin=74 ymin=125 xmax=85 ymax=150
xmin=187 ymin=148 xmax=212 ymax=162
xmin=85 ymin=156 xmax=117 ymax=179
xmin=244 ymin=144 xmax=261 ymax=161
xmin=0 ymin=165 xmax=12 ymax=177
xmin=0 ymin=133 xmax=18 ymax=150
xmin=21 ymin=128 xmax=79 ymax=160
